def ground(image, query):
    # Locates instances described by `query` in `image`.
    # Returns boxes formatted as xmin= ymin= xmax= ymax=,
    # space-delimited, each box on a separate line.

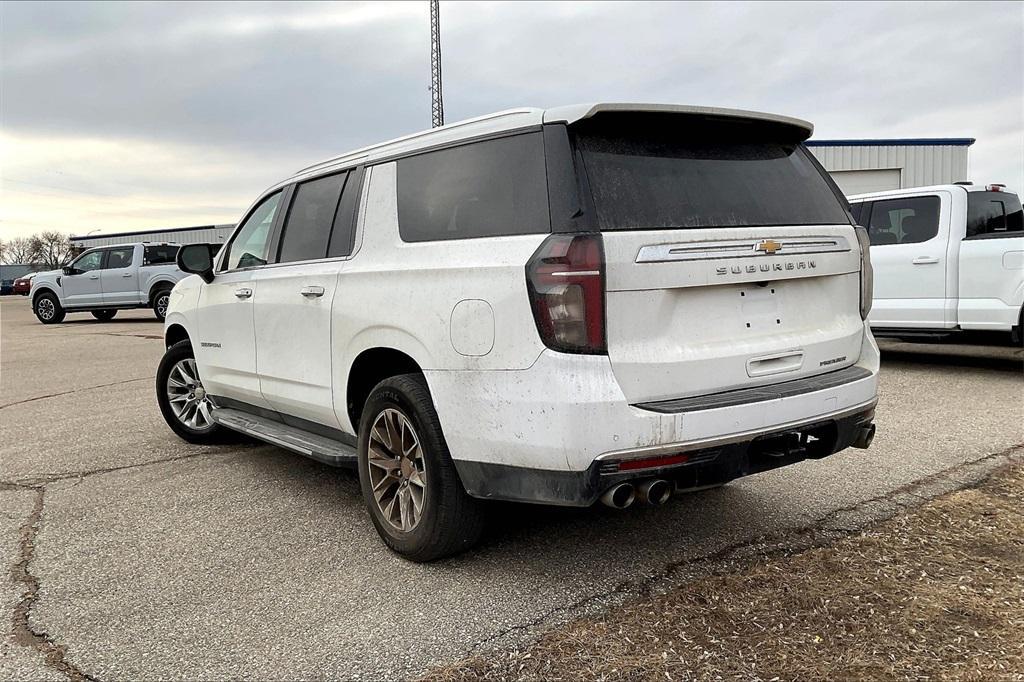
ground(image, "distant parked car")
xmin=30 ymin=243 xmax=187 ymax=324
xmin=0 ymin=280 xmax=13 ymax=296
xmin=13 ymin=272 xmax=36 ymax=295
xmin=848 ymin=183 xmax=1024 ymax=344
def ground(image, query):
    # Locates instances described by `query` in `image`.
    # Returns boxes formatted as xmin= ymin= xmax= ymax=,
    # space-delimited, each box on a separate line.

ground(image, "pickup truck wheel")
xmin=91 ymin=309 xmax=117 ymax=321
xmin=357 ymin=374 xmax=484 ymax=562
xmin=33 ymin=292 xmax=66 ymax=324
xmin=156 ymin=340 xmax=227 ymax=444
xmin=152 ymin=288 xmax=172 ymax=321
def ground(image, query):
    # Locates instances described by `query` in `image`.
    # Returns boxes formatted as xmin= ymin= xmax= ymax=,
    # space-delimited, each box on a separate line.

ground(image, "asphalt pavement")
xmin=1 ymin=297 xmax=1022 ymax=680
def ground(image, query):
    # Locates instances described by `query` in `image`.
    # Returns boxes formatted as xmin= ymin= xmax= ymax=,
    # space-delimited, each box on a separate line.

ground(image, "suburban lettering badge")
xmin=716 ymin=259 xmax=816 ymax=276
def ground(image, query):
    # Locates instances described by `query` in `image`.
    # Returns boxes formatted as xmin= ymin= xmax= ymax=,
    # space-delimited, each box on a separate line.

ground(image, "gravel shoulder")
xmin=426 ymin=459 xmax=1024 ymax=681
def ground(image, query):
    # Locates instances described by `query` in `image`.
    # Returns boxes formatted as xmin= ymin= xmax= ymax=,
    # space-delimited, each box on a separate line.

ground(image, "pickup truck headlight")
xmin=854 ymin=226 xmax=872 ymax=320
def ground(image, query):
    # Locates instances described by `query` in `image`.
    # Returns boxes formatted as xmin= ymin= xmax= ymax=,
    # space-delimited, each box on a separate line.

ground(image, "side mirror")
xmin=62 ymin=266 xmax=77 ymax=276
xmin=177 ymin=243 xmax=218 ymax=284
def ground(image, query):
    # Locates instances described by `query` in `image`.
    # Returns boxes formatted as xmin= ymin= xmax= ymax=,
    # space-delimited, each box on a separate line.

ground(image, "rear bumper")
xmin=426 ymin=322 xmax=880 ymax=505
xmin=455 ymin=401 xmax=877 ymax=506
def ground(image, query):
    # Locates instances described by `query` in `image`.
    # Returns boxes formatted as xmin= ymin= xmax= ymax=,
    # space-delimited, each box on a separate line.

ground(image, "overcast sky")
xmin=1 ymin=0 xmax=1022 ymax=239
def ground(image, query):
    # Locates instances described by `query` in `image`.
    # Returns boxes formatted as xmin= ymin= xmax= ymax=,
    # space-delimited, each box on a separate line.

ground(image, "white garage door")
xmin=830 ymin=169 xmax=902 ymax=195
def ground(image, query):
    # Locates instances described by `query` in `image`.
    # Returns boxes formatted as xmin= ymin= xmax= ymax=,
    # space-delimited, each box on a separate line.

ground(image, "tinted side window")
xmin=397 ymin=132 xmax=550 ymax=242
xmin=105 ymin=247 xmax=134 ymax=269
xmin=850 ymin=202 xmax=865 ymax=224
xmin=278 ymin=172 xmax=347 ymax=263
xmin=867 ymin=196 xmax=940 ymax=245
xmin=327 ymin=167 xmax=364 ymax=258
xmin=225 ymin=192 xmax=282 ymax=270
xmin=144 ymin=245 xmax=179 ymax=265
xmin=967 ymin=191 xmax=1024 ymax=237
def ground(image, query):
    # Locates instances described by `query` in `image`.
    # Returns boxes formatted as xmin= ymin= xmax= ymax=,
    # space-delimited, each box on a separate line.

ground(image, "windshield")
xmin=573 ymin=115 xmax=850 ymax=231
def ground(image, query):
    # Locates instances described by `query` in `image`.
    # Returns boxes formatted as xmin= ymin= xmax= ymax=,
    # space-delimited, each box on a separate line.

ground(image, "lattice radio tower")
xmin=429 ymin=0 xmax=444 ymax=128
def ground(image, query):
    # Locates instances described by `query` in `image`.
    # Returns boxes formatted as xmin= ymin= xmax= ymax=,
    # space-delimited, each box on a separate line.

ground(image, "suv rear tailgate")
xmin=603 ymin=226 xmax=863 ymax=403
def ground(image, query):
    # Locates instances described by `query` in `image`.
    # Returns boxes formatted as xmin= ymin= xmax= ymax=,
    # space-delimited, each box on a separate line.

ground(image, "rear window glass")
xmin=967 ymin=191 xmax=1023 ymax=238
xmin=573 ymin=117 xmax=849 ymax=230
xmin=144 ymin=245 xmax=179 ymax=265
xmin=397 ymin=132 xmax=549 ymax=242
xmin=278 ymin=172 xmax=347 ymax=263
xmin=866 ymin=196 xmax=940 ymax=245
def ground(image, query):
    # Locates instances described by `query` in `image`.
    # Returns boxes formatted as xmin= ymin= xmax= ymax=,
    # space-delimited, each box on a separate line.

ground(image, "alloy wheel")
xmin=156 ymin=293 xmax=169 ymax=318
xmin=37 ymin=298 xmax=55 ymax=320
xmin=166 ymin=358 xmax=214 ymax=431
xmin=367 ymin=408 xmax=427 ymax=532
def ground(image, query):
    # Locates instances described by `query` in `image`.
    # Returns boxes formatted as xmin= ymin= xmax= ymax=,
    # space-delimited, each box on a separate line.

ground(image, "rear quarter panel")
xmin=332 ymin=162 xmax=549 ymax=429
xmin=140 ymin=263 xmax=187 ymax=302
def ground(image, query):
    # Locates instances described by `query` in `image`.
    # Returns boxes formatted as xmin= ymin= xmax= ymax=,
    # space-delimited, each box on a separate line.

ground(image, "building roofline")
xmin=806 ymin=138 xmax=976 ymax=147
xmin=70 ymin=224 xmax=235 ymax=241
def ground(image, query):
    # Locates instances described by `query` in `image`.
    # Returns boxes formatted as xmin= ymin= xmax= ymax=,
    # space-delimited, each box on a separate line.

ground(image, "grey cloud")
xmin=0 ymin=0 xmax=1020 ymax=234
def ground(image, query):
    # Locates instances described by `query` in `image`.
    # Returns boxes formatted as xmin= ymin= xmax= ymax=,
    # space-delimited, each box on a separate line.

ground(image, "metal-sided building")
xmin=806 ymin=138 xmax=974 ymax=196
xmin=69 ymin=224 xmax=235 ymax=250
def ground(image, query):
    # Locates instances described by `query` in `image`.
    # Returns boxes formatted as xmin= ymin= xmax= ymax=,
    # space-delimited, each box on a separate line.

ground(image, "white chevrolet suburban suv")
xmin=157 ymin=104 xmax=879 ymax=561
xmin=848 ymin=184 xmax=1024 ymax=344
xmin=31 ymin=243 xmax=185 ymax=324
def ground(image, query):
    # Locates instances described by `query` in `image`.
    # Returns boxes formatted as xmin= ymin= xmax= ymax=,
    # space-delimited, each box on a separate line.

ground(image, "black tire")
xmin=156 ymin=340 xmax=228 ymax=444
xmin=33 ymin=292 xmax=66 ymax=324
xmin=91 ymin=309 xmax=117 ymax=321
xmin=357 ymin=374 xmax=484 ymax=562
xmin=152 ymin=287 xmax=172 ymax=321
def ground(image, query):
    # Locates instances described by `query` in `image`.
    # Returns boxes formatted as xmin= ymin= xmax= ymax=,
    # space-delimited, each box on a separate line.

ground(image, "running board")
xmin=210 ymin=407 xmax=357 ymax=467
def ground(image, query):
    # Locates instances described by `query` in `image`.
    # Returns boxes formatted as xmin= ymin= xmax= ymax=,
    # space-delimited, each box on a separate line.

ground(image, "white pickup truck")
xmin=848 ymin=184 xmax=1024 ymax=344
xmin=30 ymin=243 xmax=188 ymax=324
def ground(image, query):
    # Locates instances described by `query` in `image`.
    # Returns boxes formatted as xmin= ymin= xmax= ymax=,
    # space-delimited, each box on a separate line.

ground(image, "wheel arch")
xmin=344 ymin=347 xmax=425 ymax=433
xmin=148 ymin=279 xmax=176 ymax=304
xmin=32 ymin=286 xmax=60 ymax=307
xmin=165 ymin=323 xmax=191 ymax=349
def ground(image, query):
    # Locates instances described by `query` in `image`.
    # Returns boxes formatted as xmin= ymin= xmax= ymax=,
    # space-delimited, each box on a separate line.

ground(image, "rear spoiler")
xmin=543 ymin=103 xmax=814 ymax=142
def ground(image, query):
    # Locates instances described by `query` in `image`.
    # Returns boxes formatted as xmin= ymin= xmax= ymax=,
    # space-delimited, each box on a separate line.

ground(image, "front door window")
xmin=73 ymin=250 xmax=105 ymax=272
xmin=224 ymin=192 xmax=282 ymax=271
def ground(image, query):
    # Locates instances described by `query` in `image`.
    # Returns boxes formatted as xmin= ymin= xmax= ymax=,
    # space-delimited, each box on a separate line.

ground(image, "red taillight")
xmin=525 ymin=233 xmax=606 ymax=354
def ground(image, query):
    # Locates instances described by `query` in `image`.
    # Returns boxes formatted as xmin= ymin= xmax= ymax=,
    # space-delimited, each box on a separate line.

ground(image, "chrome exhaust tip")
xmin=637 ymin=479 xmax=672 ymax=506
xmin=852 ymin=423 xmax=876 ymax=449
xmin=600 ymin=483 xmax=636 ymax=509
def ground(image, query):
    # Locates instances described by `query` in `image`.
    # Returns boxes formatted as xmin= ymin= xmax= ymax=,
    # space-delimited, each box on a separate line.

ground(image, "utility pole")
xmin=429 ymin=0 xmax=444 ymax=128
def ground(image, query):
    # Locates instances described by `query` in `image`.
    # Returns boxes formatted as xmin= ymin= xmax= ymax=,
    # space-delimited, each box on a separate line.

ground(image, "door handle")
xmin=89 ymin=275 xmax=100 ymax=280
xmin=912 ymin=256 xmax=939 ymax=265
xmin=300 ymin=285 xmax=325 ymax=298
xmin=234 ymin=288 xmax=253 ymax=299
xmin=122 ymin=273 xmax=133 ymax=277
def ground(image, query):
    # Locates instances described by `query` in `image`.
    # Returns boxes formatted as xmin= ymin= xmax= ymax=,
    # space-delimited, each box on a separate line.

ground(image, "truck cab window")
xmin=72 ymin=250 xmax=105 ymax=272
xmin=144 ymin=245 xmax=179 ymax=265
xmin=967 ymin=192 xmax=1024 ymax=238
xmin=105 ymin=247 xmax=134 ymax=269
xmin=867 ymin=195 xmax=940 ymax=245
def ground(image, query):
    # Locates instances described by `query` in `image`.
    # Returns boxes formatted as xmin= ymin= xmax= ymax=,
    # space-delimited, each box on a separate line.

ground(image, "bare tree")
xmin=1 ymin=237 xmax=38 ymax=265
xmin=29 ymin=231 xmax=73 ymax=268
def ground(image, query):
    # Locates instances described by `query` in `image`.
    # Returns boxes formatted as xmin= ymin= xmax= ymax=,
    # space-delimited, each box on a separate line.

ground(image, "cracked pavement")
xmin=1 ymin=299 xmax=1022 ymax=680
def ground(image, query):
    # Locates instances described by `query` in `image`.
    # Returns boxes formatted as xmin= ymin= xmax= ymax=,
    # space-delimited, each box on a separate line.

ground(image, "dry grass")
xmin=426 ymin=464 xmax=1024 ymax=681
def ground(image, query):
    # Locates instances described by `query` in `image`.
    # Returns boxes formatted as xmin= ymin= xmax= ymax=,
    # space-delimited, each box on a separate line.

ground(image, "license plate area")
xmin=739 ymin=284 xmax=782 ymax=331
